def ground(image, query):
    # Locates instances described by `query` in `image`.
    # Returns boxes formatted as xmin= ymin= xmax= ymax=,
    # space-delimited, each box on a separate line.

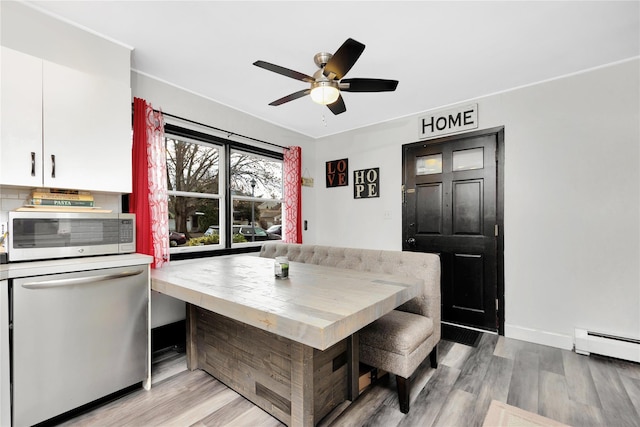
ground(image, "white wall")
xmin=313 ymin=59 xmax=640 ymax=348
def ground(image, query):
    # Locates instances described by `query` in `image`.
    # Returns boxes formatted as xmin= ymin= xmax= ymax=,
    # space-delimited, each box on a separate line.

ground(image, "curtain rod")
xmin=152 ymin=109 xmax=288 ymax=151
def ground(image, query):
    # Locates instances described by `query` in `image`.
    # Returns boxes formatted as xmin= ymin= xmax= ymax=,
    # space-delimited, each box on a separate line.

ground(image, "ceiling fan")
xmin=253 ymin=38 xmax=398 ymax=115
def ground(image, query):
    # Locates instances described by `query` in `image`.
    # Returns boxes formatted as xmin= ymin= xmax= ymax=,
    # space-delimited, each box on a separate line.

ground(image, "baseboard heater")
xmin=574 ymin=328 xmax=640 ymax=363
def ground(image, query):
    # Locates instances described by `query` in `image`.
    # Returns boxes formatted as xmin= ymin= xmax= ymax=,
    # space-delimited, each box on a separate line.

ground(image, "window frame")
xmin=164 ymin=122 xmax=284 ymax=260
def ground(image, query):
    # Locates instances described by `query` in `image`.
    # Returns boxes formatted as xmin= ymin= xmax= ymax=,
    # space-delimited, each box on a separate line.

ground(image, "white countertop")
xmin=0 ymin=253 xmax=153 ymax=280
xmin=151 ymin=255 xmax=422 ymax=350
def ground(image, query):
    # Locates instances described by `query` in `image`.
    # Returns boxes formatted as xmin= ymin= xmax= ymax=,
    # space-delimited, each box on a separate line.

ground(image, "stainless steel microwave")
xmin=7 ymin=211 xmax=135 ymax=262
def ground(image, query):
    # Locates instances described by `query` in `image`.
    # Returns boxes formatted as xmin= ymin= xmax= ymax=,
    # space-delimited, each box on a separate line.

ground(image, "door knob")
xmin=406 ymin=237 xmax=416 ymax=247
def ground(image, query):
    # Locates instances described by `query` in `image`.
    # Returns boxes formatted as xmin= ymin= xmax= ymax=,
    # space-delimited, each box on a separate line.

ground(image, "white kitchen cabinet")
xmin=0 ymin=47 xmax=43 ymax=188
xmin=0 ymin=47 xmax=132 ymax=193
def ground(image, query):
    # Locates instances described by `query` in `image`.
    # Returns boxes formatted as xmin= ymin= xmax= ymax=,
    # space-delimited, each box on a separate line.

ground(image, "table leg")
xmin=347 ymin=332 xmax=360 ymax=401
xmin=290 ymin=341 xmax=315 ymax=427
xmin=185 ymin=303 xmax=199 ymax=371
xmin=185 ymin=306 xmax=349 ymax=426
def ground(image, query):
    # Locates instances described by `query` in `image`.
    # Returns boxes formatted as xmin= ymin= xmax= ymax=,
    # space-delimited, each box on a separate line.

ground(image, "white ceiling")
xmin=25 ymin=1 xmax=640 ymax=139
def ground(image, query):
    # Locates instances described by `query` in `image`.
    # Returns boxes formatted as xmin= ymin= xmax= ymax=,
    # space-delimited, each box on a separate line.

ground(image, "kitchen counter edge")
xmin=0 ymin=253 xmax=153 ymax=280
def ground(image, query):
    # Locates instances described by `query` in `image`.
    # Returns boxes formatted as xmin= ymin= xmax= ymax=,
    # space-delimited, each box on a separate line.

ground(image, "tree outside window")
xmin=165 ymin=133 xmax=283 ymax=250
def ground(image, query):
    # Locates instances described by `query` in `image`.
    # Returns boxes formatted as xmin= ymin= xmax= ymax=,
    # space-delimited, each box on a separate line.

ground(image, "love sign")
xmin=326 ymin=158 xmax=348 ymax=188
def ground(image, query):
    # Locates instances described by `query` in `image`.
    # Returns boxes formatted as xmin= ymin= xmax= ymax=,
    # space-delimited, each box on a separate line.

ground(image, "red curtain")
xmin=131 ymin=97 xmax=169 ymax=268
xmin=283 ymin=146 xmax=302 ymax=243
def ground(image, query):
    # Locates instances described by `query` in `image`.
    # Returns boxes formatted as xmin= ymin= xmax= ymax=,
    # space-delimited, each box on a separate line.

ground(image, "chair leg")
xmin=430 ymin=347 xmax=438 ymax=369
xmin=396 ymin=375 xmax=410 ymax=414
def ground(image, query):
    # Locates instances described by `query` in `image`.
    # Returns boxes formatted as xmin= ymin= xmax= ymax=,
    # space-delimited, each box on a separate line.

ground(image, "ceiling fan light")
xmin=310 ymin=81 xmax=340 ymax=105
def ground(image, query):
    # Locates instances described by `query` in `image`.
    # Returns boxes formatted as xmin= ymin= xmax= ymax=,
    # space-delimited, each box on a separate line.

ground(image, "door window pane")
xmin=453 ymin=147 xmax=484 ymax=171
xmin=416 ymin=154 xmax=442 ymax=175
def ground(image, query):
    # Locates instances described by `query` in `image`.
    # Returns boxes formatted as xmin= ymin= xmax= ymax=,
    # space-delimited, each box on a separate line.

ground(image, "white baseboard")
xmin=504 ymin=324 xmax=573 ymax=350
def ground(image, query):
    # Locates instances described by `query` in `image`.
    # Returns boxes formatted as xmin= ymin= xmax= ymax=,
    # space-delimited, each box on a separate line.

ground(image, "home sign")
xmin=354 ymin=167 xmax=379 ymax=199
xmin=419 ymin=103 xmax=478 ymax=139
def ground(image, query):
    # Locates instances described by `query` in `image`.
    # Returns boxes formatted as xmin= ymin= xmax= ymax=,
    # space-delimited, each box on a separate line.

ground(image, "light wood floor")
xmin=58 ymin=333 xmax=640 ymax=427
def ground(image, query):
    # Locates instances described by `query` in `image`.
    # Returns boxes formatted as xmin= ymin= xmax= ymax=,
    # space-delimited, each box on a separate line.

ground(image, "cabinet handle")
xmin=51 ymin=154 xmax=56 ymax=178
xmin=22 ymin=269 xmax=145 ymax=290
xmin=31 ymin=152 xmax=36 ymax=176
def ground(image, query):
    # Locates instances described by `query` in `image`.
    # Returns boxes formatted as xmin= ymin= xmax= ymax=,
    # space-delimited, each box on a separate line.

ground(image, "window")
xmin=164 ymin=123 xmax=283 ymax=254
xmin=166 ymin=135 xmax=222 ymax=250
xmin=230 ymin=150 xmax=283 ymax=244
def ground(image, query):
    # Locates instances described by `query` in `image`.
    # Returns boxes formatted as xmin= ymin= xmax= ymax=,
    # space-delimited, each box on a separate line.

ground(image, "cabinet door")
xmin=43 ymin=61 xmax=132 ymax=192
xmin=0 ymin=47 xmax=43 ymax=187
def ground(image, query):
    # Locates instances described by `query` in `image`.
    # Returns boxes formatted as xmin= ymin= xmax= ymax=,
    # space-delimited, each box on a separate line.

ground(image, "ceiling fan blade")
xmin=323 ymin=38 xmax=365 ymax=80
xmin=327 ymin=94 xmax=346 ymax=115
xmin=253 ymin=60 xmax=314 ymax=83
xmin=268 ymin=89 xmax=310 ymax=106
xmin=340 ymin=78 xmax=399 ymax=92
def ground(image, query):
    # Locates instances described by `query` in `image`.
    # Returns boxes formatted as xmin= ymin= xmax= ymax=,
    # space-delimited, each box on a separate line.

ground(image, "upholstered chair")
xmin=358 ymin=253 xmax=441 ymax=414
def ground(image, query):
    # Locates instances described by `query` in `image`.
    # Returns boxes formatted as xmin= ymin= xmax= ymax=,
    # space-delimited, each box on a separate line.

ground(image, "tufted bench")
xmin=259 ymin=242 xmax=441 ymax=413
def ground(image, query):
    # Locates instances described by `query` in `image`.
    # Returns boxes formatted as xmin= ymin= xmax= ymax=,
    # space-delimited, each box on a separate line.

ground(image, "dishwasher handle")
xmin=21 ymin=269 xmax=146 ymax=290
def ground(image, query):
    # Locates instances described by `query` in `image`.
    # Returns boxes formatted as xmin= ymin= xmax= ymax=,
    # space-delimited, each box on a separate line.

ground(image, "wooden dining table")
xmin=151 ymin=255 xmax=423 ymax=427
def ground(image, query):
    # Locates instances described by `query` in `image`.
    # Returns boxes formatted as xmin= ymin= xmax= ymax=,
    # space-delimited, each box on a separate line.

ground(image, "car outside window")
xmin=230 ymin=150 xmax=283 ymax=246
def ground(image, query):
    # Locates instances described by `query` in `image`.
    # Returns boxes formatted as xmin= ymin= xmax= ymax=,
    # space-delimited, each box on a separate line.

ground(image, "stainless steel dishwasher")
xmin=11 ymin=265 xmax=148 ymax=427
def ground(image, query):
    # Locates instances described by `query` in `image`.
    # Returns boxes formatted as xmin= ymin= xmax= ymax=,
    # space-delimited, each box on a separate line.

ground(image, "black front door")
xmin=402 ymin=127 xmax=504 ymax=331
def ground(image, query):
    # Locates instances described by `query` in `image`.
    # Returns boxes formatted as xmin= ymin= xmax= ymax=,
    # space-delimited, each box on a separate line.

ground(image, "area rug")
xmin=442 ymin=323 xmax=482 ymax=347
xmin=482 ymin=400 xmax=571 ymax=427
